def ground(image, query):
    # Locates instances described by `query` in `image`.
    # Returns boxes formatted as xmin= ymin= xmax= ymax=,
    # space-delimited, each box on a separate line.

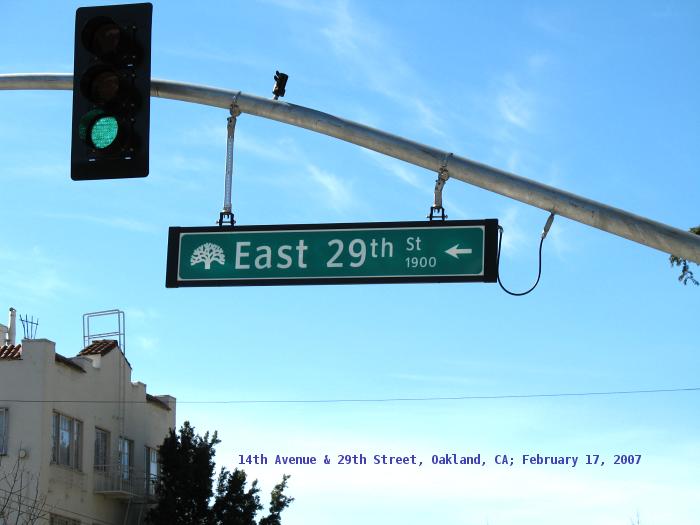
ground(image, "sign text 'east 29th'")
xmin=166 ymin=220 xmax=498 ymax=287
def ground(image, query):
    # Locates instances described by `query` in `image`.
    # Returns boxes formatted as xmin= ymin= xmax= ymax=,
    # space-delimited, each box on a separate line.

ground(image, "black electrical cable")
xmin=1 ymin=386 xmax=699 ymax=405
xmin=497 ymin=213 xmax=555 ymax=296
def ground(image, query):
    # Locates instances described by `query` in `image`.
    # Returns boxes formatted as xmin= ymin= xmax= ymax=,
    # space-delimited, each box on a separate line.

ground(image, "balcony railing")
xmin=93 ymin=465 xmax=157 ymax=501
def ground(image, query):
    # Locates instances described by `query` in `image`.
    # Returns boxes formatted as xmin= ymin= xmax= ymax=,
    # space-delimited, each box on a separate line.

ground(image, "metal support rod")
xmin=2 ymin=73 xmax=699 ymax=263
xmin=434 ymin=153 xmax=452 ymax=210
xmin=433 ymin=171 xmax=448 ymax=209
xmin=223 ymin=114 xmax=236 ymax=214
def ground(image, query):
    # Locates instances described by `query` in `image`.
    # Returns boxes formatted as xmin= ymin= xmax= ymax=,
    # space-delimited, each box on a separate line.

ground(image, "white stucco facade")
xmin=0 ymin=337 xmax=176 ymax=525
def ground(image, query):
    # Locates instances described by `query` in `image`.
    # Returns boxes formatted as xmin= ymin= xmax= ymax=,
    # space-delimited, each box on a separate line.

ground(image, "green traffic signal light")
xmin=78 ymin=109 xmax=123 ymax=151
xmin=90 ymin=116 xmax=119 ymax=149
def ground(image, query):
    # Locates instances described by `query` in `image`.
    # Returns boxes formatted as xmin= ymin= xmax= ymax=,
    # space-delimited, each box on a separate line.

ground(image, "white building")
xmin=0 ymin=315 xmax=175 ymax=525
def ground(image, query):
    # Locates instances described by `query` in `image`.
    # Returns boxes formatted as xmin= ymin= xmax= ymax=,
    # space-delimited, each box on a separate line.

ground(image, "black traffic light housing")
xmin=71 ymin=3 xmax=152 ymax=180
xmin=272 ymin=71 xmax=288 ymax=100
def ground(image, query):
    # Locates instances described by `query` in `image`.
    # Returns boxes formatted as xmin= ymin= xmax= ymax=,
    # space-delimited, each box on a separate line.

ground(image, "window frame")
xmin=51 ymin=411 xmax=83 ymax=471
xmin=94 ymin=427 xmax=110 ymax=471
xmin=118 ymin=436 xmax=134 ymax=481
xmin=145 ymin=445 xmax=159 ymax=495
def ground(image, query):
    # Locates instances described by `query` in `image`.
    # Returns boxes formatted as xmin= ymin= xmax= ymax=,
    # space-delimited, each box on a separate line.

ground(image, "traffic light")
xmin=71 ymin=3 xmax=153 ymax=181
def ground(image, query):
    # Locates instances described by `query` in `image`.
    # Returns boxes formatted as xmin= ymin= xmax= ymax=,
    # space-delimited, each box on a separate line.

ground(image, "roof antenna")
xmin=20 ymin=314 xmax=39 ymax=339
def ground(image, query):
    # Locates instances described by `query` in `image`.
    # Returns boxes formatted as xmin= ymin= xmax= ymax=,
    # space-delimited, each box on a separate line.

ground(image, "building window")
xmin=49 ymin=514 xmax=79 ymax=525
xmin=51 ymin=412 xmax=82 ymax=470
xmin=0 ymin=408 xmax=7 ymax=455
xmin=118 ymin=437 xmax=134 ymax=480
xmin=94 ymin=428 xmax=110 ymax=471
xmin=145 ymin=446 xmax=159 ymax=495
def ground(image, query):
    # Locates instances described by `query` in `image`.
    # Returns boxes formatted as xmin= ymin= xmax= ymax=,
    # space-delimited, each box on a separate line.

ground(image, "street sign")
xmin=166 ymin=220 xmax=498 ymax=287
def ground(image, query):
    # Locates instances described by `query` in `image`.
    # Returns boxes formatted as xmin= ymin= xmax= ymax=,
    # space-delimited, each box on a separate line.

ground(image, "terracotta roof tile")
xmin=0 ymin=344 xmax=22 ymax=360
xmin=78 ymin=339 xmax=119 ymax=357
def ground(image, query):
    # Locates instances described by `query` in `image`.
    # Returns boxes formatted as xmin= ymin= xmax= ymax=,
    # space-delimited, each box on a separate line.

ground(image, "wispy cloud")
xmin=498 ymin=206 xmax=528 ymax=256
xmin=261 ymin=0 xmax=324 ymax=14
xmin=134 ymin=335 xmax=159 ymax=355
xmin=2 ymin=162 xmax=67 ymax=182
xmin=237 ymin=135 xmax=300 ymax=164
xmin=527 ymin=7 xmax=572 ymax=39
xmin=268 ymin=0 xmax=448 ymax=140
xmin=483 ymin=49 xmax=556 ymax=174
xmin=162 ymin=153 xmax=219 ymax=174
xmin=546 ymin=222 xmax=574 ymax=259
xmin=3 ymin=269 xmax=72 ymax=300
xmin=160 ymin=45 xmax=268 ymax=70
xmin=0 ymin=246 xmax=76 ymax=301
xmin=527 ymin=53 xmax=552 ymax=71
xmin=364 ymin=151 xmax=471 ymax=218
xmin=498 ymin=206 xmax=575 ymax=261
xmin=497 ymin=77 xmax=535 ymax=131
xmin=306 ymin=164 xmax=354 ymax=212
xmin=177 ymin=122 xmax=300 ymax=164
xmin=172 ymin=123 xmax=359 ymax=212
xmin=365 ymin=152 xmax=423 ymax=189
xmin=125 ymin=307 xmax=161 ymax=322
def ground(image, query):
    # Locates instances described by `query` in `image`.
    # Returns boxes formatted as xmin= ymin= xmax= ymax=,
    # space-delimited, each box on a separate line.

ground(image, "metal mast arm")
xmin=2 ymin=73 xmax=699 ymax=264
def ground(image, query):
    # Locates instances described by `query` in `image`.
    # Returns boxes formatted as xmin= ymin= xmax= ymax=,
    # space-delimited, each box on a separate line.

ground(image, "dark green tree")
xmin=212 ymin=468 xmax=262 ymax=525
xmin=669 ymin=225 xmax=700 ymax=286
xmin=212 ymin=469 xmax=294 ymax=525
xmin=148 ymin=423 xmax=294 ymax=525
xmin=258 ymin=475 xmax=295 ymax=525
xmin=147 ymin=421 xmax=220 ymax=525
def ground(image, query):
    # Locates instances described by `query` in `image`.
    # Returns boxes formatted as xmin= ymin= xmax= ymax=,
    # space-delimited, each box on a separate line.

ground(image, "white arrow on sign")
xmin=445 ymin=244 xmax=473 ymax=259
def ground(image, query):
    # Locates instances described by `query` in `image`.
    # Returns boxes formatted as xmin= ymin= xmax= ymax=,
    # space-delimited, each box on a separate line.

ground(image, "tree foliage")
xmin=669 ymin=226 xmax=700 ymax=286
xmin=147 ymin=421 xmax=220 ymax=525
xmin=212 ymin=468 xmax=261 ymax=525
xmin=258 ymin=475 xmax=295 ymax=525
xmin=148 ymin=422 xmax=293 ymax=525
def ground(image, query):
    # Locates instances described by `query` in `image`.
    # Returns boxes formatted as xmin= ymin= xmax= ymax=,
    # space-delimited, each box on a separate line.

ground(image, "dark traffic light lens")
xmin=90 ymin=70 xmax=121 ymax=103
xmin=90 ymin=22 xmax=121 ymax=56
xmin=90 ymin=116 xmax=119 ymax=149
xmin=82 ymin=17 xmax=126 ymax=58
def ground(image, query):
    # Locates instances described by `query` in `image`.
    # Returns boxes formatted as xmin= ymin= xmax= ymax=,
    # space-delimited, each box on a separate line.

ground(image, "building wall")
xmin=0 ymin=338 xmax=175 ymax=525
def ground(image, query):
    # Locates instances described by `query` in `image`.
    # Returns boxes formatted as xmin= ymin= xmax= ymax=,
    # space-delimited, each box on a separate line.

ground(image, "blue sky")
xmin=1 ymin=1 xmax=699 ymax=524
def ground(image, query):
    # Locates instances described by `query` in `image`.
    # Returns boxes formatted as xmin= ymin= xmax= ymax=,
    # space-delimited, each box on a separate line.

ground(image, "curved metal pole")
xmin=2 ymin=73 xmax=699 ymax=264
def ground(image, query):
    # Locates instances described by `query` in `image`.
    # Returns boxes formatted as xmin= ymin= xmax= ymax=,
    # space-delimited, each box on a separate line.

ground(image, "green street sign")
xmin=166 ymin=220 xmax=498 ymax=287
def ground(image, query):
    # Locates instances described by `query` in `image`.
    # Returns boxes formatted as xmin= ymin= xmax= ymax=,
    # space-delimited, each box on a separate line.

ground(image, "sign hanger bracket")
xmin=428 ymin=153 xmax=452 ymax=221
xmin=218 ymin=93 xmax=242 ymax=227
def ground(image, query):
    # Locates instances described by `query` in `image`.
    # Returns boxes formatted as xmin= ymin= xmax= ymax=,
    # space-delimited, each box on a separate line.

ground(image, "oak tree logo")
xmin=190 ymin=243 xmax=225 ymax=270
